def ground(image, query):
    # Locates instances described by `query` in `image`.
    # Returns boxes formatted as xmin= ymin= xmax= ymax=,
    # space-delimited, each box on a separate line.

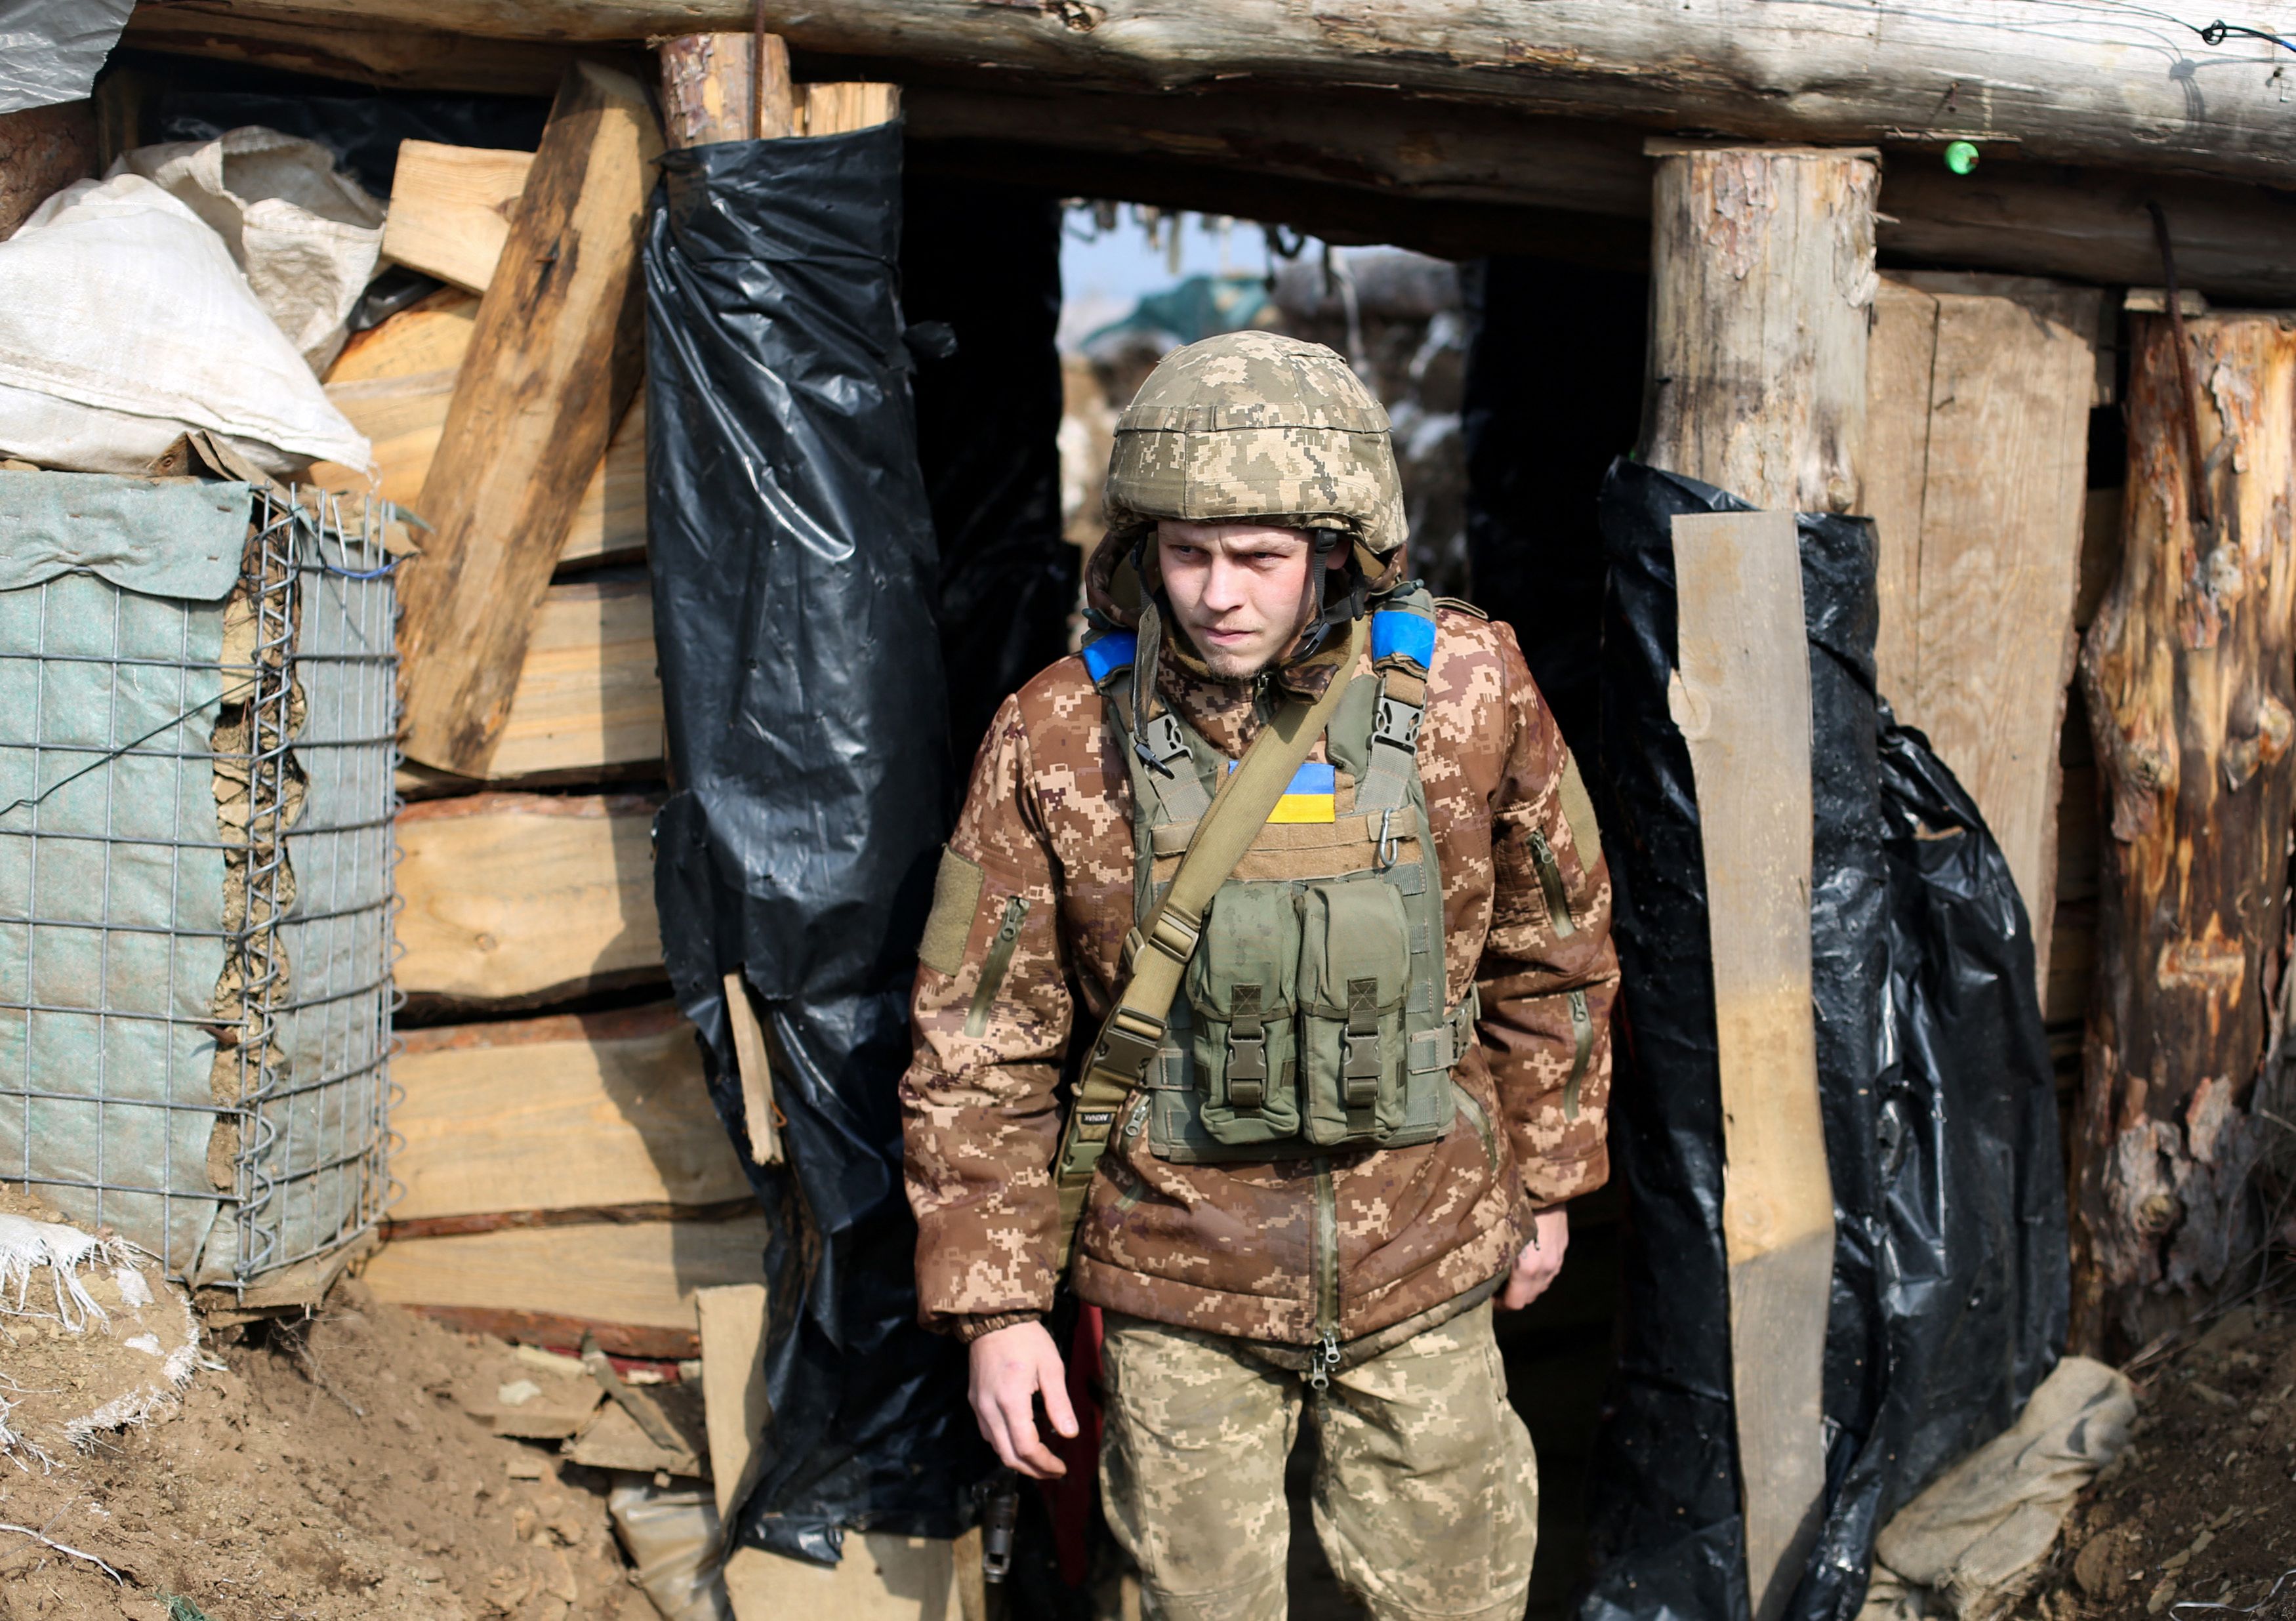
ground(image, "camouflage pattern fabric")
xmin=1100 ymin=331 xmax=1410 ymax=567
xmin=1100 ymin=1302 xmax=1538 ymax=1621
xmin=899 ymin=598 xmax=1619 ymax=1345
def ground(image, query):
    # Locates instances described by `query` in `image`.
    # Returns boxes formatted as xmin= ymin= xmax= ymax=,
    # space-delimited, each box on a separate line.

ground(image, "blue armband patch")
xmin=1370 ymin=611 xmax=1435 ymax=670
xmin=1081 ymin=632 xmax=1137 ymax=685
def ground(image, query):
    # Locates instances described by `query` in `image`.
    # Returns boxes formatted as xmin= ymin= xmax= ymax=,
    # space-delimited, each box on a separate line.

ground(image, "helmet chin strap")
xmin=1297 ymin=526 xmax=1368 ymax=656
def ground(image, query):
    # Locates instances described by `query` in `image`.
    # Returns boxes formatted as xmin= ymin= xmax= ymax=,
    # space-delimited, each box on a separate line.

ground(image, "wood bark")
xmin=659 ymin=31 xmax=794 ymax=146
xmin=1643 ymin=145 xmax=1878 ymax=513
xmin=117 ymin=10 xmax=2296 ymax=302
xmin=398 ymin=61 xmax=661 ymax=774
xmin=1670 ymin=510 xmax=1832 ymax=1621
xmin=2074 ymin=313 xmax=2296 ymax=1354
xmin=1864 ymin=272 xmax=2099 ymax=987
xmin=168 ymin=0 xmax=2296 ymax=187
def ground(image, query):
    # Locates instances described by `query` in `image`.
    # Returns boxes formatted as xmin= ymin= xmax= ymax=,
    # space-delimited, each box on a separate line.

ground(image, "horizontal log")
xmin=363 ymin=1214 xmax=769 ymax=1340
xmin=394 ymin=791 xmax=663 ymax=1004
xmin=117 ymin=11 xmax=2296 ymax=298
xmin=187 ymin=0 xmax=2296 ymax=186
xmin=392 ymin=1004 xmax=745 ymax=1223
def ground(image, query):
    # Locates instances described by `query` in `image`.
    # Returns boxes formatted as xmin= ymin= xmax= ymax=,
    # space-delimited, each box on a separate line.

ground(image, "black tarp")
xmin=899 ymin=176 xmax=1076 ymax=775
xmin=1578 ymin=460 xmax=2066 ymax=1620
xmin=643 ymin=121 xmax=987 ymax=1566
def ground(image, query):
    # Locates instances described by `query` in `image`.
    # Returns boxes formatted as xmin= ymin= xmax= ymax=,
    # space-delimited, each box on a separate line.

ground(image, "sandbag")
xmin=111 ymin=127 xmax=386 ymax=372
xmin=0 ymin=174 xmax=369 ymax=475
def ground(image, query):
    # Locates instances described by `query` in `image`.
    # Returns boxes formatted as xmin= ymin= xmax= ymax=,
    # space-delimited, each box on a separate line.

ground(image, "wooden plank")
xmin=799 ymin=81 xmax=901 ymax=136
xmin=365 ymin=1216 xmax=769 ymax=1336
xmin=1670 ymin=509 xmax=1832 ymax=1621
xmin=1643 ymin=146 xmax=1877 ymax=513
xmin=696 ymin=1282 xmax=771 ymax=1521
xmin=379 ymin=140 xmax=535 ymax=293
xmin=722 ymin=1540 xmax=968 ymax=1621
xmin=398 ymin=61 xmax=662 ymax=774
xmin=659 ymin=31 xmax=794 ymax=146
xmin=391 ymin=1004 xmax=745 ymax=1223
xmin=2074 ymin=312 xmax=2296 ymax=1351
xmin=394 ymin=791 xmax=663 ymax=1003
xmin=486 ymin=574 xmax=664 ymax=776
xmin=1864 ymin=272 xmax=2098 ymax=985
xmin=722 ymin=972 xmax=783 ymax=1166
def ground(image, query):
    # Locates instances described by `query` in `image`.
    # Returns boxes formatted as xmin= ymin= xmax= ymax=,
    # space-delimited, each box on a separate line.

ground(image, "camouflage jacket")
xmin=900 ymin=607 xmax=1618 ymax=1348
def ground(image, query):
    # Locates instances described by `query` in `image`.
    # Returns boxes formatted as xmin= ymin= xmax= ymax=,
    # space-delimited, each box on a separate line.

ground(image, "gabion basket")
xmin=0 ymin=477 xmax=397 ymax=1293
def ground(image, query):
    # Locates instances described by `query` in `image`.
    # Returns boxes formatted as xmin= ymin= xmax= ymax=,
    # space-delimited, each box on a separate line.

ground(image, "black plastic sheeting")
xmin=901 ymin=177 xmax=1076 ymax=775
xmin=1580 ymin=461 xmax=2066 ymax=1620
xmin=644 ymin=121 xmax=987 ymax=1565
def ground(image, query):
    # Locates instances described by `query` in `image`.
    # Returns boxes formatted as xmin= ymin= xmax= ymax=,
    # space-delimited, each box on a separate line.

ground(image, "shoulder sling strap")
xmin=1052 ymin=616 xmax=1369 ymax=1269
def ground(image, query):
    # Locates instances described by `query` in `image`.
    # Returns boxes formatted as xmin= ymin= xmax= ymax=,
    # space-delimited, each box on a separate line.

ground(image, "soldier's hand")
xmin=968 ymin=1320 xmax=1077 ymax=1480
xmin=1498 ymin=1208 xmax=1570 ymax=1309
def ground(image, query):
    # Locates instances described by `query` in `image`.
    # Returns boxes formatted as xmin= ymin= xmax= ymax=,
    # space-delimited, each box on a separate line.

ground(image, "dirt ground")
xmin=2020 ymin=1296 xmax=2296 ymax=1620
xmin=0 ymin=1265 xmax=657 ymax=1621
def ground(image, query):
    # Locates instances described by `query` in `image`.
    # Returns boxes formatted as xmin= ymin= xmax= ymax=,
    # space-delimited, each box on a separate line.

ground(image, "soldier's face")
xmin=1157 ymin=520 xmax=1328 ymax=680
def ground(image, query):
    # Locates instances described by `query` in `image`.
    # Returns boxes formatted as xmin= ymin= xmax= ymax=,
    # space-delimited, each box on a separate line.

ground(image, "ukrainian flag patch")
xmin=1227 ymin=759 xmax=1336 ymax=823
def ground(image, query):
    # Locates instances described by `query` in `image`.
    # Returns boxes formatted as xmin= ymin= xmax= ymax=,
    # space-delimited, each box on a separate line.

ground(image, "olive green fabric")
xmin=918 ymin=846 xmax=985 ymax=976
xmin=1101 ymin=331 xmax=1408 ymax=562
xmin=1099 ymin=1301 xmax=1539 ymax=1621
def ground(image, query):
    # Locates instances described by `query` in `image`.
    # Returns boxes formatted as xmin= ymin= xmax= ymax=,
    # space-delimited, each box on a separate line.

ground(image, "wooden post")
xmin=1862 ymin=272 xmax=2101 ymax=985
xmin=1643 ymin=141 xmax=1878 ymax=514
xmin=397 ymin=60 xmax=662 ymax=773
xmin=1641 ymin=142 xmax=1877 ymax=1621
xmin=659 ymin=31 xmax=795 ymax=147
xmin=2074 ymin=312 xmax=2296 ymax=1354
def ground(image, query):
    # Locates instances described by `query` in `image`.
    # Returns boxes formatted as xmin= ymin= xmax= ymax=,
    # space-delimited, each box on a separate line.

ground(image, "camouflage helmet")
xmin=1101 ymin=331 xmax=1407 ymax=569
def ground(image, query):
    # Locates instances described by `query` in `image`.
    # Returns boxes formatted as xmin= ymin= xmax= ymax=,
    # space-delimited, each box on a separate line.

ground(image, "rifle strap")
xmin=1052 ymin=616 xmax=1368 ymax=1270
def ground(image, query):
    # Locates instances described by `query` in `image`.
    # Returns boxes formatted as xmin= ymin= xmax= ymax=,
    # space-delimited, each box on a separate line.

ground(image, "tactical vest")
xmin=1080 ymin=588 xmax=1477 ymax=1164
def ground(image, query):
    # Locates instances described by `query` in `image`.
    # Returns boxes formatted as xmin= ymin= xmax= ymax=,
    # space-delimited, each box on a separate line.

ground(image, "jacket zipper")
xmin=962 ymin=895 xmax=1031 ymax=1037
xmin=1109 ymin=1094 xmax=1154 ymax=1215
xmin=1527 ymin=827 xmax=1576 ymax=938
xmin=1309 ymin=1159 xmax=1341 ymax=1389
xmin=1564 ymin=989 xmax=1592 ymax=1120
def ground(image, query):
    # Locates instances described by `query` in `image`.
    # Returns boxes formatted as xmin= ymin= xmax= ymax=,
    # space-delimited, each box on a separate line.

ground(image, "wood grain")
xmin=659 ymin=31 xmax=794 ymax=146
xmin=398 ymin=61 xmax=662 ymax=773
xmin=379 ymin=141 xmax=535 ymax=293
xmin=479 ymin=575 xmax=665 ymax=778
xmin=394 ymin=791 xmax=662 ymax=1002
xmin=799 ymin=81 xmax=900 ymax=136
xmin=365 ymin=1215 xmax=769 ymax=1334
xmin=391 ymin=1004 xmax=745 ymax=1222
xmin=1643 ymin=146 xmax=1877 ymax=513
xmin=2074 ymin=313 xmax=2296 ymax=1353
xmin=1670 ymin=510 xmax=1831 ymax=1621
xmin=696 ymin=1282 xmax=771 ymax=1520
xmin=722 ymin=972 xmax=783 ymax=1166
xmin=1864 ymin=272 xmax=2099 ymax=986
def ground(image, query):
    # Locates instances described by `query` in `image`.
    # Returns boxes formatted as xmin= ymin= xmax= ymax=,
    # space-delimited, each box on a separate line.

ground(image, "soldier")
xmin=902 ymin=331 xmax=1618 ymax=1621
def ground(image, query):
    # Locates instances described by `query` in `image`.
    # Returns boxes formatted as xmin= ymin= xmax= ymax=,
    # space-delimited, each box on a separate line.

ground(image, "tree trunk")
xmin=1642 ymin=144 xmax=1878 ymax=513
xmin=197 ymin=0 xmax=2296 ymax=187
xmin=658 ymin=31 xmax=794 ymax=147
xmin=2074 ymin=313 xmax=2296 ymax=1355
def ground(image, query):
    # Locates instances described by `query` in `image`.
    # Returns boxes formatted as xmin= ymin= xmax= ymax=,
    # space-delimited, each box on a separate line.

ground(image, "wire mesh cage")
xmin=0 ymin=477 xmax=397 ymax=1294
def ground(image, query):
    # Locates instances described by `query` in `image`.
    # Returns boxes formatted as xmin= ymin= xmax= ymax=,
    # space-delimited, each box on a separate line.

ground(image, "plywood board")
xmin=1865 ymin=272 xmax=2099 ymax=985
xmin=365 ymin=1216 xmax=768 ymax=1332
xmin=392 ymin=1004 xmax=745 ymax=1222
xmin=394 ymin=791 xmax=662 ymax=1002
xmin=1668 ymin=509 xmax=1831 ymax=1621
xmin=380 ymin=140 xmax=535 ymax=293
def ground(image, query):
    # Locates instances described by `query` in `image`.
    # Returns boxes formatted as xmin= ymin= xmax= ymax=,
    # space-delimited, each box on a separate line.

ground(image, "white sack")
xmin=111 ymin=127 xmax=386 ymax=372
xmin=0 ymin=173 xmax=371 ymax=476
xmin=1858 ymin=1356 xmax=2136 ymax=1621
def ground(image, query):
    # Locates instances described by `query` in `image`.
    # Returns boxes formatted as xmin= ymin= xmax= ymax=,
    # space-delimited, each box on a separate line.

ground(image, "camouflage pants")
xmin=1099 ymin=1302 xmax=1538 ymax=1621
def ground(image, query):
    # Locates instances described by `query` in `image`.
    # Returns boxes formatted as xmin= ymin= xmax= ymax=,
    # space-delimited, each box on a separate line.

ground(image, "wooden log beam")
xmin=184 ymin=0 xmax=2296 ymax=187
xmin=1643 ymin=144 xmax=1878 ymax=514
xmin=1864 ymin=272 xmax=2099 ymax=987
xmin=111 ymin=10 xmax=2296 ymax=300
xmin=659 ymin=30 xmax=794 ymax=145
xmin=398 ymin=61 xmax=661 ymax=774
xmin=2074 ymin=311 xmax=2296 ymax=1354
